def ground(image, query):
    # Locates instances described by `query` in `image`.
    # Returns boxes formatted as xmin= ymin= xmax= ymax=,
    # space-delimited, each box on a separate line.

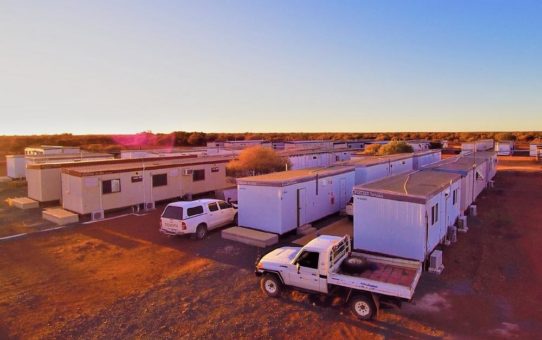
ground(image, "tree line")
xmin=0 ymin=131 xmax=540 ymax=154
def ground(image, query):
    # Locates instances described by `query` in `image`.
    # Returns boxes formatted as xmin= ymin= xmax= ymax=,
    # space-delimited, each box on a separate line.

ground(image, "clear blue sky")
xmin=0 ymin=0 xmax=541 ymax=135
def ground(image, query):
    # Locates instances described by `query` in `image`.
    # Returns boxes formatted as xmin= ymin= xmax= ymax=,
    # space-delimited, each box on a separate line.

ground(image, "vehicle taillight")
xmin=181 ymin=222 xmax=187 ymax=230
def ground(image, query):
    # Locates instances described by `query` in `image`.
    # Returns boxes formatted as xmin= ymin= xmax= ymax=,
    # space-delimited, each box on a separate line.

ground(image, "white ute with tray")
xmin=160 ymin=199 xmax=237 ymax=239
xmin=255 ymin=235 xmax=422 ymax=320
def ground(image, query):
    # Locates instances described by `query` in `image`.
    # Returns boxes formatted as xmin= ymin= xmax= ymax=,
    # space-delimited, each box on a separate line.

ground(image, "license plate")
xmin=164 ymin=222 xmax=177 ymax=231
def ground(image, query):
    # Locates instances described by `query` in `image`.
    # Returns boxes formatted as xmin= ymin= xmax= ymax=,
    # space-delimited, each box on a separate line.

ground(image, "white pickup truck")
xmin=255 ymin=235 xmax=422 ymax=320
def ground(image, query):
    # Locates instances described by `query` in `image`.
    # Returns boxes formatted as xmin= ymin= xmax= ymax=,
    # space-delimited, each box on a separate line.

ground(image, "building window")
xmin=193 ymin=169 xmax=205 ymax=181
xmin=431 ymin=204 xmax=439 ymax=225
xmin=152 ymin=174 xmax=167 ymax=187
xmin=452 ymin=189 xmax=458 ymax=205
xmin=102 ymin=179 xmax=121 ymax=194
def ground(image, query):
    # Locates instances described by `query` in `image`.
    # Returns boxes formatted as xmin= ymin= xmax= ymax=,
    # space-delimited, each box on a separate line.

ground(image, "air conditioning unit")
xmin=469 ymin=204 xmax=478 ymax=216
xmin=457 ymin=215 xmax=468 ymax=233
xmin=91 ymin=210 xmax=104 ymax=221
xmin=183 ymin=169 xmax=193 ymax=176
xmin=445 ymin=226 xmax=457 ymax=245
xmin=428 ymin=250 xmax=444 ymax=274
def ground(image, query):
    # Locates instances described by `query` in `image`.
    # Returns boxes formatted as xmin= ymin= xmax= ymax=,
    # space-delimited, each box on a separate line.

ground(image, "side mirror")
xmin=296 ymin=263 xmax=300 ymax=274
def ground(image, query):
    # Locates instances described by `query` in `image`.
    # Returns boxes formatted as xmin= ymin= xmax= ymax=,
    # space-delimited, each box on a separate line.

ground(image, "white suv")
xmin=160 ymin=199 xmax=238 ymax=239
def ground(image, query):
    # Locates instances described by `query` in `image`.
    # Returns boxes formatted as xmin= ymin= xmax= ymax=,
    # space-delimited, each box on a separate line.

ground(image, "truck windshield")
xmin=162 ymin=206 xmax=183 ymax=220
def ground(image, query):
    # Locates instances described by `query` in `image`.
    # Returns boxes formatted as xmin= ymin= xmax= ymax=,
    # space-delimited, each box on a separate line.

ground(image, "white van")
xmin=160 ymin=199 xmax=238 ymax=239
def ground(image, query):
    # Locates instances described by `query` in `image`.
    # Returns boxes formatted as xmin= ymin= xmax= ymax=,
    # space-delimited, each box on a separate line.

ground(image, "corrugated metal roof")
xmin=353 ymin=170 xmax=460 ymax=203
xmin=236 ymin=165 xmax=354 ymax=187
xmin=345 ymin=153 xmax=413 ymax=167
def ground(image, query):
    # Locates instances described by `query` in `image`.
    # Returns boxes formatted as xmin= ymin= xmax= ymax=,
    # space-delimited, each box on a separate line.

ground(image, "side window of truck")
xmin=186 ymin=205 xmax=204 ymax=217
xmin=208 ymin=203 xmax=219 ymax=212
xmin=297 ymin=251 xmax=319 ymax=270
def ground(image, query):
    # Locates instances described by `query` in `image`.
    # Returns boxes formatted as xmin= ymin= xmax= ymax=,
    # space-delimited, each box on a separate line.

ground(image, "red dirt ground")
xmin=0 ymin=157 xmax=541 ymax=338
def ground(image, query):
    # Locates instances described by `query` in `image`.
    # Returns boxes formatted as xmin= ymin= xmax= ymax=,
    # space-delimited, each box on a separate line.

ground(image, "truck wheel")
xmin=260 ymin=274 xmax=282 ymax=298
xmin=195 ymin=224 xmax=208 ymax=240
xmin=350 ymin=295 xmax=375 ymax=320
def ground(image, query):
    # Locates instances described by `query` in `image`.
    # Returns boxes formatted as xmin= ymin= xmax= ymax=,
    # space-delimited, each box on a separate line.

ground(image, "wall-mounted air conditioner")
xmin=92 ymin=210 xmax=104 ymax=221
xmin=183 ymin=169 xmax=193 ymax=176
xmin=428 ymin=250 xmax=444 ymax=274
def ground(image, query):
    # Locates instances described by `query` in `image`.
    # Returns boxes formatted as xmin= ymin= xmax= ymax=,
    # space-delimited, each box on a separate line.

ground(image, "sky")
xmin=0 ymin=0 xmax=541 ymax=135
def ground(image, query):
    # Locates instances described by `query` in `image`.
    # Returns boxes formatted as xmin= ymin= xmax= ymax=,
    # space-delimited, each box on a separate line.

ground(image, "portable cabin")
xmin=463 ymin=151 xmax=498 ymax=181
xmin=346 ymin=153 xmax=414 ymax=185
xmin=26 ymin=154 xmax=195 ymax=203
xmin=413 ymin=150 xmax=441 ymax=170
xmin=352 ymin=170 xmax=461 ymax=262
xmin=424 ymin=156 xmax=490 ymax=213
xmin=237 ymin=165 xmax=355 ymax=235
xmin=281 ymin=148 xmax=352 ymax=170
xmin=495 ymin=141 xmax=514 ymax=156
xmin=24 ymin=145 xmax=81 ymax=156
xmin=284 ymin=140 xmax=334 ymax=150
xmin=529 ymin=139 xmax=542 ymax=157
xmin=406 ymin=140 xmax=431 ymax=152
xmin=5 ymin=155 xmax=26 ymax=179
xmin=61 ymin=156 xmax=230 ymax=215
xmin=461 ymin=139 xmax=494 ymax=153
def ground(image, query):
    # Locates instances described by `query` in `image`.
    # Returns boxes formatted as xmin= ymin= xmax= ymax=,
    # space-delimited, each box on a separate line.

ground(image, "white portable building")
xmin=237 ymin=166 xmax=355 ymax=235
xmin=281 ymin=148 xmax=351 ymax=170
xmin=424 ymin=154 xmax=493 ymax=213
xmin=495 ymin=141 xmax=514 ymax=156
xmin=461 ymin=139 xmax=494 ymax=153
xmin=353 ymin=170 xmax=461 ymax=261
xmin=346 ymin=153 xmax=414 ymax=185
xmin=26 ymin=154 xmax=194 ymax=202
xmin=406 ymin=140 xmax=431 ymax=152
xmin=463 ymin=151 xmax=498 ymax=181
xmin=24 ymin=145 xmax=81 ymax=156
xmin=413 ymin=150 xmax=441 ymax=170
xmin=284 ymin=140 xmax=334 ymax=150
xmin=529 ymin=139 xmax=542 ymax=157
xmin=5 ymin=155 xmax=26 ymax=179
xmin=61 ymin=156 xmax=231 ymax=215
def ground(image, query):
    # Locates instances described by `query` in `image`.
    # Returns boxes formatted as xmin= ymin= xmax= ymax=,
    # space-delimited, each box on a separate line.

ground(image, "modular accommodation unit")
xmin=284 ymin=140 xmax=334 ymax=150
xmin=24 ymin=145 xmax=81 ymax=156
xmin=120 ymin=148 xmax=207 ymax=159
xmin=352 ymin=170 xmax=461 ymax=262
xmin=5 ymin=155 xmax=26 ymax=178
xmin=529 ymin=139 xmax=542 ymax=157
xmin=495 ymin=141 xmax=514 ymax=156
xmin=346 ymin=153 xmax=414 ymax=185
xmin=237 ymin=166 xmax=355 ymax=235
xmin=26 ymin=154 xmax=197 ymax=203
xmin=345 ymin=141 xmax=365 ymax=149
xmin=424 ymin=156 xmax=490 ymax=213
xmin=461 ymin=139 xmax=494 ymax=153
xmin=280 ymin=148 xmax=352 ymax=170
xmin=406 ymin=140 xmax=431 ymax=152
xmin=463 ymin=151 xmax=498 ymax=181
xmin=223 ymin=140 xmax=268 ymax=149
xmin=413 ymin=150 xmax=441 ymax=170
xmin=61 ymin=156 xmax=231 ymax=215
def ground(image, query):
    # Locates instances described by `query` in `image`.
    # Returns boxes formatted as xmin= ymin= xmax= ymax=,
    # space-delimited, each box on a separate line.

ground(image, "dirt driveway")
xmin=0 ymin=159 xmax=541 ymax=339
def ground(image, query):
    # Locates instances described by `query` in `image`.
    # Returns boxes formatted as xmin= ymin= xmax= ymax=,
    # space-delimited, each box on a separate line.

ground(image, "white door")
xmin=339 ymin=178 xmax=346 ymax=208
xmin=206 ymin=202 xmax=221 ymax=229
xmin=297 ymin=188 xmax=306 ymax=227
xmin=291 ymin=251 xmax=322 ymax=292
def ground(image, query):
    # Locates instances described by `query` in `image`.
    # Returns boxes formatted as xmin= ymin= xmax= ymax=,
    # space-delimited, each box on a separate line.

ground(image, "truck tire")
xmin=350 ymin=295 xmax=375 ymax=320
xmin=260 ymin=274 xmax=282 ymax=298
xmin=195 ymin=223 xmax=208 ymax=240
